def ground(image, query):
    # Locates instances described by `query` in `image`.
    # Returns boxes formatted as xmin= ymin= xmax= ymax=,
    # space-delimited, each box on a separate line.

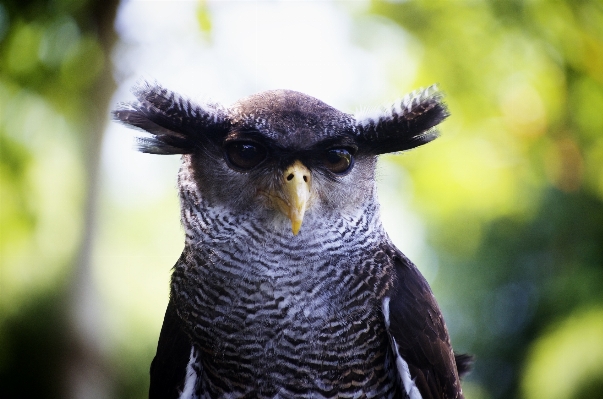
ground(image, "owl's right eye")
xmin=225 ymin=141 xmax=267 ymax=170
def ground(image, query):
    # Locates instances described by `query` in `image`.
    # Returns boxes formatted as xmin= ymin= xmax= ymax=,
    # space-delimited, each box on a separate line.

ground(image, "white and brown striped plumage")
xmin=113 ymin=82 xmax=470 ymax=399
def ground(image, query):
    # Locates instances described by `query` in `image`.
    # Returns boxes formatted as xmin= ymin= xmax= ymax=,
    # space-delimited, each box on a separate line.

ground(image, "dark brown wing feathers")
xmin=149 ymin=297 xmax=193 ymax=399
xmin=387 ymin=250 xmax=466 ymax=399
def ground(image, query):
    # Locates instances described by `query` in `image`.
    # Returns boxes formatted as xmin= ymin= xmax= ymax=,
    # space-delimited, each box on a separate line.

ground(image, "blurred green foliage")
xmin=371 ymin=0 xmax=603 ymax=398
xmin=0 ymin=0 xmax=123 ymax=397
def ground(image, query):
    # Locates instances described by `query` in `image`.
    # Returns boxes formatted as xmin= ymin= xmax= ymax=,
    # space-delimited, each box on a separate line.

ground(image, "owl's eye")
xmin=225 ymin=142 xmax=267 ymax=170
xmin=324 ymin=148 xmax=354 ymax=174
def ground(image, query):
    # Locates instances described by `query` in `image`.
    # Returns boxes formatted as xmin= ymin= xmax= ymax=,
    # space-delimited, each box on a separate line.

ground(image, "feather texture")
xmin=113 ymin=81 xmax=229 ymax=154
xmin=385 ymin=250 xmax=466 ymax=399
xmin=113 ymin=83 xmax=469 ymax=399
xmin=354 ymin=86 xmax=449 ymax=155
xmin=150 ymin=297 xmax=195 ymax=399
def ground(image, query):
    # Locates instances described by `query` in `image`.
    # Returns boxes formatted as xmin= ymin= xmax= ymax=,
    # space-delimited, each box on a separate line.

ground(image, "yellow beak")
xmin=274 ymin=160 xmax=311 ymax=235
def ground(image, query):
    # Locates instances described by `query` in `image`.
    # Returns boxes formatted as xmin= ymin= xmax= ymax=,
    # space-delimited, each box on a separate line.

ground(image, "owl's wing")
xmin=382 ymin=249 xmax=470 ymax=399
xmin=150 ymin=297 xmax=201 ymax=399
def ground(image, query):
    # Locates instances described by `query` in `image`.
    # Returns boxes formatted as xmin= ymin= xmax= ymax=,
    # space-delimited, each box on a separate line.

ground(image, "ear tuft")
xmin=112 ymin=81 xmax=229 ymax=154
xmin=354 ymin=85 xmax=449 ymax=155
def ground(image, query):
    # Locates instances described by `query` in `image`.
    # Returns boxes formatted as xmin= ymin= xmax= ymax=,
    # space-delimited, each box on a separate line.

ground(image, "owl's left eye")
xmin=225 ymin=142 xmax=267 ymax=170
xmin=324 ymin=148 xmax=354 ymax=174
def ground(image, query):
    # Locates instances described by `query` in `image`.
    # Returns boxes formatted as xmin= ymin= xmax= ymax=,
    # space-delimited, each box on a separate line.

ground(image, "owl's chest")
xmin=185 ymin=273 xmax=395 ymax=397
xmin=178 ymin=247 xmax=383 ymax=351
xmin=171 ymin=238 xmax=396 ymax=395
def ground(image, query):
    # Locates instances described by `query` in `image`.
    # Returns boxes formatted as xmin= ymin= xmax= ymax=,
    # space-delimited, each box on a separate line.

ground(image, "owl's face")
xmin=114 ymin=83 xmax=447 ymax=235
xmin=187 ymin=90 xmax=377 ymax=235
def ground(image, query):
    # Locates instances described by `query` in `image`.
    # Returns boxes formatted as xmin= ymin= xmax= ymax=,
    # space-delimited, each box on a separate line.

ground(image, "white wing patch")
xmin=179 ymin=346 xmax=199 ymax=399
xmin=382 ymin=297 xmax=423 ymax=399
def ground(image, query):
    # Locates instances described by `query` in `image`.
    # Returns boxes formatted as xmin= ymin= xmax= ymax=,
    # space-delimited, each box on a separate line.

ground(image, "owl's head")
xmin=113 ymin=82 xmax=448 ymax=235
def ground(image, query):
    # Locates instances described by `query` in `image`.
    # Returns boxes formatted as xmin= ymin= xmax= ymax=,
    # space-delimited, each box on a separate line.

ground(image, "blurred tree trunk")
xmin=1 ymin=0 xmax=121 ymax=396
xmin=63 ymin=1 xmax=120 ymax=398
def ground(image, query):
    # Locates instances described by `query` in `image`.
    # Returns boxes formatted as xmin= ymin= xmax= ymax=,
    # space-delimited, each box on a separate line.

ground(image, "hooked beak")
xmin=272 ymin=160 xmax=311 ymax=235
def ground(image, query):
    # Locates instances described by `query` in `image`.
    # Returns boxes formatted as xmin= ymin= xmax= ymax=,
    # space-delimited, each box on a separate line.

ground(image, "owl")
xmin=113 ymin=82 xmax=470 ymax=399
